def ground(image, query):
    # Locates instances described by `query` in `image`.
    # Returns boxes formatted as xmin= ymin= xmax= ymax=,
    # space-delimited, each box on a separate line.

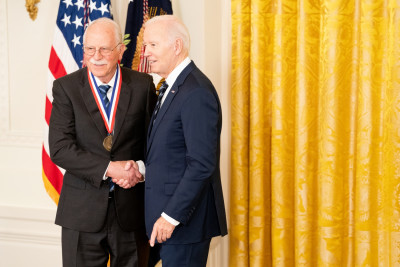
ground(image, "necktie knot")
xmin=155 ymin=81 xmax=168 ymax=112
xmin=158 ymin=81 xmax=168 ymax=97
xmin=98 ymin=84 xmax=111 ymax=96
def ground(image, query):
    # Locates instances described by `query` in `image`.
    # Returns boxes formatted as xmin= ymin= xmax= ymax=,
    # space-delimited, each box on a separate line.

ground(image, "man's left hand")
xmin=149 ymin=216 xmax=176 ymax=247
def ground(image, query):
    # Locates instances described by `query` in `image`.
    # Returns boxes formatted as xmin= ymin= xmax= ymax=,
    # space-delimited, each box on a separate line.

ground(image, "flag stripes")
xmin=42 ymin=0 xmax=112 ymax=203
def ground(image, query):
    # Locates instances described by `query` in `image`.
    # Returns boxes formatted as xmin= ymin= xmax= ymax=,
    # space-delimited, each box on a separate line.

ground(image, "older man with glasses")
xmin=49 ymin=17 xmax=157 ymax=267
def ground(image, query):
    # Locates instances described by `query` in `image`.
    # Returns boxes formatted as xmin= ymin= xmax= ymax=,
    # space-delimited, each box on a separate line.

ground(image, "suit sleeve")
xmin=49 ymin=79 xmax=110 ymax=188
xmin=163 ymin=87 xmax=221 ymax=224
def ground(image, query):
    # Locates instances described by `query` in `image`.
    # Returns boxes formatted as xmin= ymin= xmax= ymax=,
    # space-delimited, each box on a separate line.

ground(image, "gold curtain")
xmin=230 ymin=0 xmax=400 ymax=266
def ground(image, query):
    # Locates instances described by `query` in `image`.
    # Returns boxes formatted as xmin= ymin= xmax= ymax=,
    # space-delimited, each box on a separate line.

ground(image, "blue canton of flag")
xmin=56 ymin=0 xmax=113 ymax=68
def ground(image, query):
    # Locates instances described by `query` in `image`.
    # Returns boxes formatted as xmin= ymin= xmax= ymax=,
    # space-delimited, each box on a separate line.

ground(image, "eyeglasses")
xmin=83 ymin=43 xmax=121 ymax=56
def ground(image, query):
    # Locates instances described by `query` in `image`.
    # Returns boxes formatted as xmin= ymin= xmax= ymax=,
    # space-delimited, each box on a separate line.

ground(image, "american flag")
xmin=42 ymin=0 xmax=112 ymax=204
xmin=120 ymin=0 xmax=172 ymax=72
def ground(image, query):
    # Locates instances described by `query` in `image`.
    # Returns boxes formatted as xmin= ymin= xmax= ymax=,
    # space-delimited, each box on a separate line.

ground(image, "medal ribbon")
xmin=87 ymin=65 xmax=122 ymax=134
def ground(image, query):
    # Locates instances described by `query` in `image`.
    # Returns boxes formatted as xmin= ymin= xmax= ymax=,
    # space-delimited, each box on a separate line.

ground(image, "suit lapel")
xmin=80 ymin=68 xmax=108 ymax=137
xmin=112 ymin=78 xmax=131 ymax=143
xmin=147 ymin=62 xmax=196 ymax=152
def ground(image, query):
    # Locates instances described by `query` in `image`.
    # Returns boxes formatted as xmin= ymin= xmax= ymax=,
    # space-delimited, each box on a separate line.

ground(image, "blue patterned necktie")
xmin=153 ymin=81 xmax=168 ymax=123
xmin=149 ymin=81 xmax=168 ymax=135
xmin=98 ymin=84 xmax=114 ymax=191
xmin=98 ymin=84 xmax=111 ymax=116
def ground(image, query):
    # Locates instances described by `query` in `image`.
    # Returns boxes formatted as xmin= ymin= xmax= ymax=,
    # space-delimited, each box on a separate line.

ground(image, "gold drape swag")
xmin=230 ymin=0 xmax=400 ymax=266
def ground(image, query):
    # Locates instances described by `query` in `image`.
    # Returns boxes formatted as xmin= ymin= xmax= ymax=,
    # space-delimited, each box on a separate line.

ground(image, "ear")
xmin=82 ymin=54 xmax=88 ymax=67
xmin=118 ymin=43 xmax=126 ymax=60
xmin=174 ymin=38 xmax=183 ymax=56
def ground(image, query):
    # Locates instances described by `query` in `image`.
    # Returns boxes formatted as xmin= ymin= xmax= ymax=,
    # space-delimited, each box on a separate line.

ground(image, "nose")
xmin=144 ymin=47 xmax=150 ymax=57
xmin=93 ymin=49 xmax=103 ymax=59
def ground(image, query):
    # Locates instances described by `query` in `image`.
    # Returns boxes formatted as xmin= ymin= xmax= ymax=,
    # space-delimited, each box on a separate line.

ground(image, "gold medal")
xmin=103 ymin=135 xmax=113 ymax=151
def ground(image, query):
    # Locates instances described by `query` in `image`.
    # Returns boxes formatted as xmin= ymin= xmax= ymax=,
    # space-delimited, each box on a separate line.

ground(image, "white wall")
xmin=0 ymin=0 xmax=231 ymax=266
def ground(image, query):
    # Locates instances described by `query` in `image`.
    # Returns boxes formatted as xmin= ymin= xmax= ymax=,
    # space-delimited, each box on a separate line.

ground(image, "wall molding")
xmin=0 ymin=204 xmax=228 ymax=265
xmin=0 ymin=230 xmax=59 ymax=246
xmin=0 ymin=205 xmax=60 ymax=246
xmin=0 ymin=130 xmax=43 ymax=148
xmin=0 ymin=205 xmax=61 ymax=266
xmin=0 ymin=0 xmax=43 ymax=148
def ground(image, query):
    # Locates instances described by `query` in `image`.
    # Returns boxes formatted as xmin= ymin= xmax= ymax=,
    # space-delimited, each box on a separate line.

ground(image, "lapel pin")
xmin=171 ymin=90 xmax=176 ymax=93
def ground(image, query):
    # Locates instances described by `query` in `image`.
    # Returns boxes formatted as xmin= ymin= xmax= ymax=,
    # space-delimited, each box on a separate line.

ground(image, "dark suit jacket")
xmin=49 ymin=67 xmax=157 ymax=233
xmin=145 ymin=61 xmax=228 ymax=244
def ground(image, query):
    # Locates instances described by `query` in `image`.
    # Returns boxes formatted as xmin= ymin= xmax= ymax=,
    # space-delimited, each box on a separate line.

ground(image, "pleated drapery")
xmin=230 ymin=0 xmax=400 ymax=266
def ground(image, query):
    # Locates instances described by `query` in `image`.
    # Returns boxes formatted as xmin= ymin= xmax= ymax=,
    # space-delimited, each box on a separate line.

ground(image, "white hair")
xmin=145 ymin=15 xmax=190 ymax=53
xmin=83 ymin=17 xmax=122 ymax=45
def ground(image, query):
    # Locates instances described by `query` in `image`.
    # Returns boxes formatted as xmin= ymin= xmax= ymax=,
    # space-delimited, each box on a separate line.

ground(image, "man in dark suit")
xmin=49 ymin=18 xmax=157 ymax=267
xmin=140 ymin=15 xmax=228 ymax=267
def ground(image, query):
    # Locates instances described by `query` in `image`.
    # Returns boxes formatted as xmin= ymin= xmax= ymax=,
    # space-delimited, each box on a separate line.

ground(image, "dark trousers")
xmin=148 ymin=238 xmax=211 ymax=267
xmin=62 ymin=198 xmax=149 ymax=267
xmin=147 ymin=245 xmax=161 ymax=267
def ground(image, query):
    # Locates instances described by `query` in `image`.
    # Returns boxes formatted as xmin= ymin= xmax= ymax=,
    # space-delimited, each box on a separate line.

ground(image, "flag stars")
xmin=89 ymin=0 xmax=98 ymax=12
xmin=71 ymin=34 xmax=81 ymax=47
xmin=72 ymin=15 xmax=83 ymax=29
xmin=98 ymin=2 xmax=109 ymax=15
xmin=62 ymin=0 xmax=73 ymax=9
xmin=75 ymin=0 xmax=85 ymax=11
xmin=61 ymin=13 xmax=71 ymax=27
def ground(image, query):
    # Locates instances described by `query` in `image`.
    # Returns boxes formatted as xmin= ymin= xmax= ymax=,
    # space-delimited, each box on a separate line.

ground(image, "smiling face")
xmin=143 ymin=22 xmax=181 ymax=78
xmin=83 ymin=21 xmax=125 ymax=83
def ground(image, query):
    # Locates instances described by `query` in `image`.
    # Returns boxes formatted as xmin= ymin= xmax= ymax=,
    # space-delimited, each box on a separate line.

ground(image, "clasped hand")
xmin=106 ymin=160 xmax=143 ymax=189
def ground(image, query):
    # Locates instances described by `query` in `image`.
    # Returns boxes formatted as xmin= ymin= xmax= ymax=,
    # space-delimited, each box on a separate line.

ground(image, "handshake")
xmin=106 ymin=160 xmax=144 ymax=189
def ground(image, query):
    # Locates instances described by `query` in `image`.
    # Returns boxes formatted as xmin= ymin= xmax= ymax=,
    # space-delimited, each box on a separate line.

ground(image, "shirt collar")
xmin=93 ymin=67 xmax=118 ymax=88
xmin=165 ymin=57 xmax=191 ymax=89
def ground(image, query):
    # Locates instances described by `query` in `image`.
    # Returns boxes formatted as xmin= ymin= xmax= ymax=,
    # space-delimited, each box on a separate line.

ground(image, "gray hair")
xmin=145 ymin=15 xmax=190 ymax=53
xmin=83 ymin=17 xmax=122 ymax=45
